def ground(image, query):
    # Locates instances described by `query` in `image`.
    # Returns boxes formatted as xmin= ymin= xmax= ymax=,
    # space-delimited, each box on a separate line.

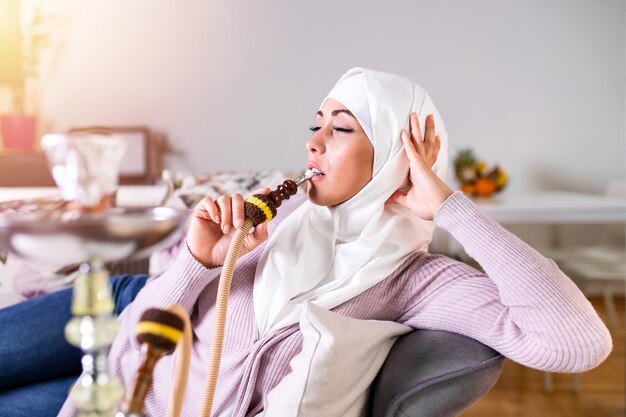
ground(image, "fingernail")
xmin=215 ymin=214 xmax=221 ymax=223
xmin=235 ymin=219 xmax=243 ymax=229
xmin=223 ymin=224 xmax=230 ymax=234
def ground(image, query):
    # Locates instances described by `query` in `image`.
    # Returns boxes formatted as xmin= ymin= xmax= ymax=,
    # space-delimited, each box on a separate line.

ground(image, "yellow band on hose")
xmin=246 ymin=196 xmax=273 ymax=221
xmin=136 ymin=321 xmax=183 ymax=343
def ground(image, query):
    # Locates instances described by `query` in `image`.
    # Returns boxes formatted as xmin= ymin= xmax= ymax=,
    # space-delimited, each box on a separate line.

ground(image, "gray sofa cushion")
xmin=370 ymin=329 xmax=504 ymax=417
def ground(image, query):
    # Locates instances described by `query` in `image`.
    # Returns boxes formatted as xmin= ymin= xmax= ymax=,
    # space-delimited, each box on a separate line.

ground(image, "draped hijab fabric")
xmin=253 ymin=67 xmax=449 ymax=337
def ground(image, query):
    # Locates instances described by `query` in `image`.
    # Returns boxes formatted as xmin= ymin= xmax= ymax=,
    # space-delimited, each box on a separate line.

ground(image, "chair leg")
xmin=543 ymin=372 xmax=582 ymax=394
xmin=570 ymin=374 xmax=581 ymax=394
xmin=601 ymin=285 xmax=620 ymax=329
xmin=543 ymin=372 xmax=554 ymax=393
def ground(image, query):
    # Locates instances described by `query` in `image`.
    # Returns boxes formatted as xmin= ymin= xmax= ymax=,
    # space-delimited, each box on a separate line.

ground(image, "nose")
xmin=305 ymin=129 xmax=326 ymax=154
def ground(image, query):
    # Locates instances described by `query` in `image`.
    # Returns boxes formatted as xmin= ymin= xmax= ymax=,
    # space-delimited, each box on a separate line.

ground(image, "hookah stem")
xmin=122 ymin=308 xmax=185 ymax=417
xmin=199 ymin=218 xmax=254 ymax=417
xmin=198 ymin=175 xmax=306 ymax=417
xmin=120 ymin=305 xmax=191 ymax=417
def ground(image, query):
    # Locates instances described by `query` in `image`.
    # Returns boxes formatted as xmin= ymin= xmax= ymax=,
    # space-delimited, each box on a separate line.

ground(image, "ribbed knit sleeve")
xmin=401 ymin=191 xmax=612 ymax=373
xmin=131 ymin=243 xmax=221 ymax=314
xmin=117 ymin=244 xmax=222 ymax=354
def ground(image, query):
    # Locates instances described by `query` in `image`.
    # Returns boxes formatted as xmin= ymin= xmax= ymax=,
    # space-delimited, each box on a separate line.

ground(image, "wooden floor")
xmin=463 ymin=296 xmax=625 ymax=417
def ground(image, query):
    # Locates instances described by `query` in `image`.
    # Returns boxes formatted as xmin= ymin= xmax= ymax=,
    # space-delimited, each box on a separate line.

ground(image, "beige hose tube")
xmin=165 ymin=304 xmax=193 ymax=417
xmin=198 ymin=217 xmax=255 ymax=417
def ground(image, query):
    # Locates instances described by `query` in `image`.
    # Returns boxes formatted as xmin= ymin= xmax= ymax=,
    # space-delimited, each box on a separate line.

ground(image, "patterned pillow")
xmin=162 ymin=169 xmax=305 ymax=208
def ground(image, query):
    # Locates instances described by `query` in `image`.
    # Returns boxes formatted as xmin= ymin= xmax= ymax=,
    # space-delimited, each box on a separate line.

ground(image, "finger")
xmin=410 ymin=112 xmax=424 ymax=144
xmin=216 ymin=195 xmax=232 ymax=234
xmin=194 ymin=196 xmax=220 ymax=223
xmin=251 ymin=221 xmax=268 ymax=240
xmin=427 ymin=135 xmax=441 ymax=167
xmin=232 ymin=193 xmax=245 ymax=229
xmin=409 ymin=112 xmax=420 ymax=133
xmin=385 ymin=190 xmax=407 ymax=207
xmin=425 ymin=116 xmax=438 ymax=166
xmin=244 ymin=222 xmax=269 ymax=252
xmin=424 ymin=114 xmax=436 ymax=145
xmin=401 ymin=129 xmax=422 ymax=166
xmin=409 ymin=112 xmax=426 ymax=159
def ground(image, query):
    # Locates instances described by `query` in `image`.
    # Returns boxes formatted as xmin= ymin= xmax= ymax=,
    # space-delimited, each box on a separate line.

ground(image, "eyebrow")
xmin=316 ymin=109 xmax=356 ymax=118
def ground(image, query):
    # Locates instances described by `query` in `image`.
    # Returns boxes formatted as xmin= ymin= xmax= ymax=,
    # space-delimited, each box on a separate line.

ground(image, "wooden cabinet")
xmin=0 ymin=150 xmax=55 ymax=187
xmin=0 ymin=127 xmax=167 ymax=186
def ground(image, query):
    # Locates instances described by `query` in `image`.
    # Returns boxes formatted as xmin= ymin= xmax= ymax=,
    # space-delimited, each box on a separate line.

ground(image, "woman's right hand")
xmin=186 ymin=188 xmax=271 ymax=268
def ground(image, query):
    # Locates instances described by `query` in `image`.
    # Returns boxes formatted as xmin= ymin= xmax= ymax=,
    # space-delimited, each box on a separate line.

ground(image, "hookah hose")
xmin=196 ymin=169 xmax=320 ymax=417
xmin=166 ymin=305 xmax=192 ymax=417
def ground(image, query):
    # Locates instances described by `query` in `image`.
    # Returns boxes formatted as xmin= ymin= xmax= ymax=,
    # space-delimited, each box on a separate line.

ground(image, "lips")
xmin=307 ymin=162 xmax=325 ymax=175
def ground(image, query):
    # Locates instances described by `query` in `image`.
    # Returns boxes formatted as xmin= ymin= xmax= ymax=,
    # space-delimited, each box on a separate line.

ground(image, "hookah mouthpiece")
xmin=294 ymin=168 xmax=322 ymax=186
xmin=135 ymin=308 xmax=185 ymax=353
xmin=244 ymin=168 xmax=322 ymax=227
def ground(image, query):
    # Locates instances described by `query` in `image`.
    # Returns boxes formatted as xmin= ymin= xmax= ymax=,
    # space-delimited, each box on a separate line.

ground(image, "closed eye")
xmin=308 ymin=126 xmax=354 ymax=133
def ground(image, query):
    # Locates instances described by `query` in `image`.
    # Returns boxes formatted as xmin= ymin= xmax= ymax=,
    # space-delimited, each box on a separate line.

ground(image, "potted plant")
xmin=1 ymin=6 xmax=54 ymax=151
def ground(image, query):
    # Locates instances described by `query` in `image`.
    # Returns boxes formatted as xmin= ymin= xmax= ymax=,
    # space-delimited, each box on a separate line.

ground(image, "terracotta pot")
xmin=1 ymin=115 xmax=37 ymax=150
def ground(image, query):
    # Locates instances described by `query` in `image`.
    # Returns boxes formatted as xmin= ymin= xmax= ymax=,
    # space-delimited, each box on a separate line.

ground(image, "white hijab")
xmin=253 ymin=67 xmax=448 ymax=337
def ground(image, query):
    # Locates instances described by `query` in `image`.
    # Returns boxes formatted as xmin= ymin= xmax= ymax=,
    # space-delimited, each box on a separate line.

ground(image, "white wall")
xmin=33 ymin=0 xmax=625 ymax=193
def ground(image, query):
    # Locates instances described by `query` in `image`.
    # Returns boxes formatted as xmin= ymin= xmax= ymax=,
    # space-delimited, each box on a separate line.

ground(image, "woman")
xmin=1 ymin=67 xmax=613 ymax=417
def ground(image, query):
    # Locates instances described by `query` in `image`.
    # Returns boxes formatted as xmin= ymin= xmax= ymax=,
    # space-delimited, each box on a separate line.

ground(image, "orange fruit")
xmin=475 ymin=178 xmax=496 ymax=196
xmin=460 ymin=183 xmax=475 ymax=194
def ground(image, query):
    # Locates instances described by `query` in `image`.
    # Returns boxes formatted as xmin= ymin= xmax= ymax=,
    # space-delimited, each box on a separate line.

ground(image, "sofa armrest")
xmin=370 ymin=329 xmax=504 ymax=417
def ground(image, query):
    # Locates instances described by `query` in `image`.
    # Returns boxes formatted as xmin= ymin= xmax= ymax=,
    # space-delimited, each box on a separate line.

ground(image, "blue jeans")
xmin=0 ymin=274 xmax=148 ymax=417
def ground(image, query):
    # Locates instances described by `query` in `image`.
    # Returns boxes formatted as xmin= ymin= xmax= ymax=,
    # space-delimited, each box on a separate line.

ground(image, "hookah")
xmin=0 ymin=127 xmax=321 ymax=416
xmin=0 ymin=132 xmax=189 ymax=417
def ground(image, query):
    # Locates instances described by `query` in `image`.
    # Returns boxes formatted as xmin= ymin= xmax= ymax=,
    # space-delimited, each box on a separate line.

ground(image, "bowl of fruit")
xmin=453 ymin=148 xmax=508 ymax=197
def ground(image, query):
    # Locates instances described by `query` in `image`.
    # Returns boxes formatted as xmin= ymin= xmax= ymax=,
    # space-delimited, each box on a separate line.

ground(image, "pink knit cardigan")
xmin=59 ymin=191 xmax=612 ymax=417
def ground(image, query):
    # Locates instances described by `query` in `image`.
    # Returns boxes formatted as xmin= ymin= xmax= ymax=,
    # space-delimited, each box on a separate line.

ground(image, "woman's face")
xmin=306 ymin=98 xmax=374 ymax=207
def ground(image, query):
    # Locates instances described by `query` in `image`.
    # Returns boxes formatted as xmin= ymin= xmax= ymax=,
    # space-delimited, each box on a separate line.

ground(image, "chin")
xmin=306 ymin=186 xmax=350 ymax=207
xmin=306 ymin=186 xmax=337 ymax=207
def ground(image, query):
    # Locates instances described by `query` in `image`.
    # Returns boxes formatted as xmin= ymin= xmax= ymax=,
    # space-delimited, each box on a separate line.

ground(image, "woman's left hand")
xmin=385 ymin=112 xmax=454 ymax=221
